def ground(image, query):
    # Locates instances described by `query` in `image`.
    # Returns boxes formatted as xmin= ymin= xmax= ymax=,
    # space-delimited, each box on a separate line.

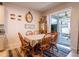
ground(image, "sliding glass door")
xmin=58 ymin=14 xmax=70 ymax=46
xmin=51 ymin=9 xmax=71 ymax=46
xmin=51 ymin=17 xmax=58 ymax=32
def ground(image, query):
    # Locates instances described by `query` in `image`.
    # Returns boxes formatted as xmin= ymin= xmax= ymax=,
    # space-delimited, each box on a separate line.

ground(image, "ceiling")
xmin=4 ymin=2 xmax=63 ymax=12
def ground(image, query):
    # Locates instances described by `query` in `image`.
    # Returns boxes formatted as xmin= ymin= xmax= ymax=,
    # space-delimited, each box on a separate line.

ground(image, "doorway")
xmin=50 ymin=9 xmax=71 ymax=47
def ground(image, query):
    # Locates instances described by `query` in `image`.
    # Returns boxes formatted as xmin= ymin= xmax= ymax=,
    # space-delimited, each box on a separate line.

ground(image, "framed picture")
xmin=25 ymin=11 xmax=33 ymax=23
xmin=24 ymin=24 xmax=35 ymax=29
xmin=39 ymin=16 xmax=47 ymax=34
xmin=10 ymin=17 xmax=15 ymax=20
xmin=17 ymin=15 xmax=22 ymax=21
xmin=18 ymin=15 xmax=22 ymax=17
xmin=10 ymin=14 xmax=16 ymax=20
xmin=10 ymin=14 xmax=15 ymax=16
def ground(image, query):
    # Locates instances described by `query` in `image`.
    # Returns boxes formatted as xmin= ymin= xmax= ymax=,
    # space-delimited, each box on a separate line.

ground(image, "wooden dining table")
xmin=24 ymin=33 xmax=55 ymax=56
xmin=24 ymin=33 xmax=55 ymax=48
xmin=24 ymin=34 xmax=45 ymax=47
xmin=23 ymin=34 xmax=45 ymax=56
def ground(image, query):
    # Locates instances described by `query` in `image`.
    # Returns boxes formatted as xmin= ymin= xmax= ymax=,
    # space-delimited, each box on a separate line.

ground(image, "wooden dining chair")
xmin=26 ymin=31 xmax=34 ymax=35
xmin=50 ymin=32 xmax=58 ymax=52
xmin=37 ymin=33 xmax=51 ymax=56
xmin=18 ymin=32 xmax=31 ymax=56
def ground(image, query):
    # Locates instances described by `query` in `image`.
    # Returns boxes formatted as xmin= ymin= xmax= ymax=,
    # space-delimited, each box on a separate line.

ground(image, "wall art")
xmin=25 ymin=11 xmax=33 ymax=23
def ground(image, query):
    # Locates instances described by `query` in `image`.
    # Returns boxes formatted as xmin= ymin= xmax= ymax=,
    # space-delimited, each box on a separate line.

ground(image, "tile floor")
xmin=67 ymin=50 xmax=79 ymax=57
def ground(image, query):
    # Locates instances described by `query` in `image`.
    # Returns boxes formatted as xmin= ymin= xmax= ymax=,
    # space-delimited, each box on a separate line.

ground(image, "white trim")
xmin=48 ymin=8 xmax=72 ymax=47
xmin=50 ymin=7 xmax=72 ymax=16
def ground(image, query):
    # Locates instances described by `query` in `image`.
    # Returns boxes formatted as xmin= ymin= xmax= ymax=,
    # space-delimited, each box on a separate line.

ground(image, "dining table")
xmin=24 ymin=34 xmax=45 ymax=56
xmin=24 ymin=33 xmax=55 ymax=47
xmin=24 ymin=34 xmax=45 ymax=47
xmin=24 ymin=33 xmax=56 ymax=56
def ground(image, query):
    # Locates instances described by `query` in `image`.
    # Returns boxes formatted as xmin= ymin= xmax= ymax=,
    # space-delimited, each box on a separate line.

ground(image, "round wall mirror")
xmin=25 ymin=11 xmax=33 ymax=23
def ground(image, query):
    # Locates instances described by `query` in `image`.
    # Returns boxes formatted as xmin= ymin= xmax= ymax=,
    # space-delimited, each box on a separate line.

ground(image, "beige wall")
xmin=42 ymin=3 xmax=79 ymax=52
xmin=4 ymin=4 xmax=41 ymax=49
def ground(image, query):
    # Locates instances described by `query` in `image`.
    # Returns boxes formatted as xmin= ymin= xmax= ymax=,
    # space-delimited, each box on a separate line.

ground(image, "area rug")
xmin=8 ymin=44 xmax=71 ymax=57
xmin=43 ymin=44 xmax=71 ymax=57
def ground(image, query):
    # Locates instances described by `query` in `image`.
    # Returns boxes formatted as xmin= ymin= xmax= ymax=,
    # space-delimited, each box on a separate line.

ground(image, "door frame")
xmin=48 ymin=8 xmax=71 ymax=46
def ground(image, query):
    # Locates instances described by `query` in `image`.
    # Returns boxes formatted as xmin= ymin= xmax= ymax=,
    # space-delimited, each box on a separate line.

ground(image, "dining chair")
xmin=32 ymin=43 xmax=44 ymax=57
xmin=26 ymin=31 xmax=34 ymax=35
xmin=50 ymin=32 xmax=58 ymax=52
xmin=18 ymin=32 xmax=31 ymax=56
xmin=37 ymin=33 xmax=51 ymax=56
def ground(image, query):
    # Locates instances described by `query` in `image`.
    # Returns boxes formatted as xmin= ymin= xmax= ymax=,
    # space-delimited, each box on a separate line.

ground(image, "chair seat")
xmin=40 ymin=44 xmax=49 ymax=48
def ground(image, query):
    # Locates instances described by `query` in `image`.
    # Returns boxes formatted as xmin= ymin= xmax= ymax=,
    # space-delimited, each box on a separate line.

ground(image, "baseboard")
xmin=71 ymin=48 xmax=77 ymax=53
